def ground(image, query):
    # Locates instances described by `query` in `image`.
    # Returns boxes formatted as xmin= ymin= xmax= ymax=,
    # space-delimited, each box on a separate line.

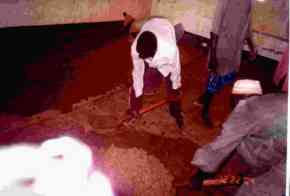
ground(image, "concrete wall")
xmin=151 ymin=0 xmax=289 ymax=60
xmin=1 ymin=0 xmax=288 ymax=60
xmin=0 ymin=0 xmax=152 ymax=28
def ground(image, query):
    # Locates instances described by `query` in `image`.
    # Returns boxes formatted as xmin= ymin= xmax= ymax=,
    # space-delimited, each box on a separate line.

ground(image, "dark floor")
xmin=0 ymin=22 xmax=279 ymax=116
xmin=0 ymin=21 xmax=126 ymax=114
xmin=0 ymin=21 xmax=283 ymax=196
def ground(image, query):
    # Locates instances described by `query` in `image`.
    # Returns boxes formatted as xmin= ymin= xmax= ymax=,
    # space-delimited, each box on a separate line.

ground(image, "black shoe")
xmin=169 ymin=101 xmax=184 ymax=129
xmin=201 ymin=91 xmax=214 ymax=128
xmin=190 ymin=169 xmax=214 ymax=190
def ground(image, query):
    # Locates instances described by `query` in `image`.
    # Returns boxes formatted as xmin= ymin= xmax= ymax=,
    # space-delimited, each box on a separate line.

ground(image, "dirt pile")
xmin=101 ymin=145 xmax=175 ymax=196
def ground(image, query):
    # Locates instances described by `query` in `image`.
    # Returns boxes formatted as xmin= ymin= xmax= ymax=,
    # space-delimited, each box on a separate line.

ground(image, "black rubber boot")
xmin=201 ymin=91 xmax=214 ymax=128
xmin=190 ymin=169 xmax=214 ymax=190
xmin=169 ymin=101 xmax=184 ymax=129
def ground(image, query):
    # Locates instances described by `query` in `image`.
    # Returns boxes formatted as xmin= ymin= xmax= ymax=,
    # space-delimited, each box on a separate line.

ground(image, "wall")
xmin=1 ymin=0 xmax=288 ymax=60
xmin=0 ymin=0 xmax=152 ymax=28
xmin=151 ymin=0 xmax=289 ymax=60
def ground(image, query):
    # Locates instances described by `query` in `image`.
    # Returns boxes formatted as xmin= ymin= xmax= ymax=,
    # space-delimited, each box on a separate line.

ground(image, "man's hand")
xmin=167 ymin=89 xmax=184 ymax=128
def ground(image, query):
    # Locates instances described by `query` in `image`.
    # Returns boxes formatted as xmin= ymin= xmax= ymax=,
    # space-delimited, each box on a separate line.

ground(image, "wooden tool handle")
xmin=118 ymin=99 xmax=168 ymax=127
xmin=140 ymin=99 xmax=168 ymax=114
xmin=203 ymin=175 xmax=253 ymax=186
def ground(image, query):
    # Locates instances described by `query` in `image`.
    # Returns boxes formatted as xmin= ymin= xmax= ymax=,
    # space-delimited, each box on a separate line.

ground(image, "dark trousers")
xmin=201 ymin=71 xmax=237 ymax=121
xmin=129 ymin=65 xmax=182 ymax=120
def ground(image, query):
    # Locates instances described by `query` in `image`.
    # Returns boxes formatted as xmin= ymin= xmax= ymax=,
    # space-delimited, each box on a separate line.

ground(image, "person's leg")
xmin=201 ymin=91 xmax=215 ymax=127
xmin=200 ymin=71 xmax=237 ymax=127
xmin=128 ymin=87 xmax=142 ymax=117
xmin=194 ymin=84 xmax=208 ymax=107
xmin=199 ymin=73 xmax=221 ymax=127
xmin=165 ymin=75 xmax=184 ymax=128
xmin=222 ymin=71 xmax=238 ymax=110
xmin=169 ymin=99 xmax=184 ymax=129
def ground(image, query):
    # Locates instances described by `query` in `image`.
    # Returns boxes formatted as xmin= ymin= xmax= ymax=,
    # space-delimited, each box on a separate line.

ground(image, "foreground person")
xmin=126 ymin=17 xmax=184 ymax=128
xmin=190 ymin=93 xmax=287 ymax=196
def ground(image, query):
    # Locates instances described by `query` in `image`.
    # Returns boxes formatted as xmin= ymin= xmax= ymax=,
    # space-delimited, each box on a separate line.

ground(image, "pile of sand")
xmin=100 ymin=145 xmax=175 ymax=196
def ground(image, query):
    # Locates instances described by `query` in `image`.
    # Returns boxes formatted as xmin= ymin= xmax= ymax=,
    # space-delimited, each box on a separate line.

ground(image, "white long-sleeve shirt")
xmin=131 ymin=18 xmax=181 ymax=97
